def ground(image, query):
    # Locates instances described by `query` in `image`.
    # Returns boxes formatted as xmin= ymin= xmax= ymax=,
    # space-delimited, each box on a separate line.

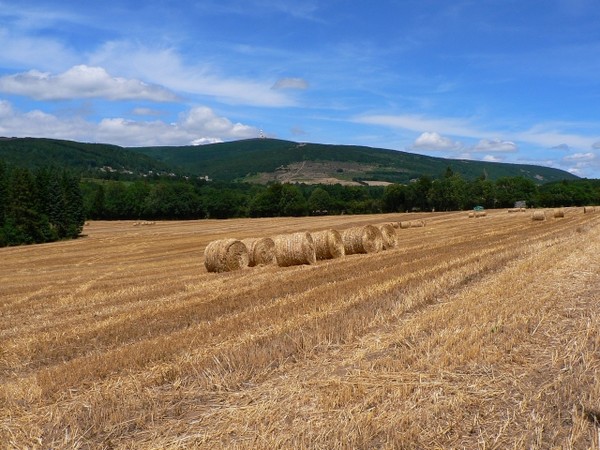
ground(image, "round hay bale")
xmin=553 ymin=208 xmax=565 ymax=219
xmin=584 ymin=206 xmax=595 ymax=213
xmin=341 ymin=225 xmax=384 ymax=255
xmin=410 ymin=219 xmax=426 ymax=227
xmin=312 ymin=229 xmax=345 ymax=260
xmin=378 ymin=223 xmax=398 ymax=249
xmin=468 ymin=212 xmax=475 ymax=218
xmin=273 ymin=232 xmax=316 ymax=267
xmin=475 ymin=211 xmax=487 ymax=218
xmin=204 ymin=239 xmax=249 ymax=273
xmin=531 ymin=210 xmax=546 ymax=221
xmin=507 ymin=208 xmax=519 ymax=213
xmin=392 ymin=222 xmax=401 ymax=229
xmin=242 ymin=237 xmax=275 ymax=266
xmin=399 ymin=221 xmax=411 ymax=229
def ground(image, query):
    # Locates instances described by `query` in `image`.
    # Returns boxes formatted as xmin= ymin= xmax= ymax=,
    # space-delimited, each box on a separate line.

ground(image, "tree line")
xmin=82 ymin=169 xmax=600 ymax=221
xmin=0 ymin=161 xmax=85 ymax=246
xmin=3 ymin=159 xmax=599 ymax=247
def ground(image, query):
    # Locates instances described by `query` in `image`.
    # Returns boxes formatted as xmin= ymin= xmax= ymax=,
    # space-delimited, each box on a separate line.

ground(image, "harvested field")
xmin=2 ymin=208 xmax=600 ymax=449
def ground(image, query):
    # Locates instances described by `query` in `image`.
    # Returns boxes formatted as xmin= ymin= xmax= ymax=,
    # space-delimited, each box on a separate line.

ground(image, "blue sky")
xmin=1 ymin=1 xmax=600 ymax=177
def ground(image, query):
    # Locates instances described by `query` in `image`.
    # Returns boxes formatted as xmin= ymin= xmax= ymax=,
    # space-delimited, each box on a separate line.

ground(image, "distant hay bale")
xmin=312 ymin=229 xmax=345 ymax=260
xmin=392 ymin=222 xmax=401 ymax=229
xmin=507 ymin=208 xmax=519 ymax=213
xmin=242 ymin=237 xmax=275 ymax=266
xmin=204 ymin=239 xmax=249 ymax=273
xmin=553 ymin=208 xmax=565 ymax=219
xmin=341 ymin=225 xmax=384 ymax=255
xmin=468 ymin=212 xmax=475 ymax=218
xmin=475 ymin=211 xmax=487 ymax=218
xmin=584 ymin=206 xmax=595 ymax=213
xmin=531 ymin=210 xmax=546 ymax=221
xmin=410 ymin=219 xmax=426 ymax=227
xmin=378 ymin=223 xmax=398 ymax=249
xmin=273 ymin=232 xmax=316 ymax=267
xmin=399 ymin=221 xmax=411 ymax=229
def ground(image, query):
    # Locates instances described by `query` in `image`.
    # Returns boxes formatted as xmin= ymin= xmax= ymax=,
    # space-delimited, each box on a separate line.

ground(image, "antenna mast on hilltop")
xmin=259 ymin=129 xmax=266 ymax=139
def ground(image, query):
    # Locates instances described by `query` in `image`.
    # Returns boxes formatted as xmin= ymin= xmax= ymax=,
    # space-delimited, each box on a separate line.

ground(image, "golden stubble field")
xmin=1 ymin=208 xmax=600 ymax=449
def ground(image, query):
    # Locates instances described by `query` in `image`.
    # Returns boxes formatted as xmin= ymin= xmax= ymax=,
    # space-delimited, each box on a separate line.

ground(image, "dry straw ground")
xmin=2 ymin=208 xmax=600 ymax=449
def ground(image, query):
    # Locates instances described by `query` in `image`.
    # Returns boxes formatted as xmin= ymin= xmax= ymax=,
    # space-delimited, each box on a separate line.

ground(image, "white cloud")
xmin=0 ymin=65 xmax=178 ymax=101
xmin=561 ymin=152 xmax=600 ymax=177
xmin=272 ymin=77 xmax=309 ymax=90
xmin=0 ymin=100 xmax=258 ymax=146
xmin=355 ymin=114 xmax=600 ymax=156
xmin=411 ymin=131 xmax=463 ymax=151
xmin=482 ymin=155 xmax=504 ymax=162
xmin=563 ymin=152 xmax=596 ymax=162
xmin=472 ymin=139 xmax=518 ymax=153
xmin=0 ymin=99 xmax=13 ymax=118
xmin=593 ymin=141 xmax=600 ymax=149
xmin=89 ymin=42 xmax=295 ymax=107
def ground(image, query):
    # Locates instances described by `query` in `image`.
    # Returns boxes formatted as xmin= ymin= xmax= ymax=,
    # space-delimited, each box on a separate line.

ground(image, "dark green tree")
xmin=0 ymin=160 xmax=7 ymax=227
xmin=62 ymin=171 xmax=85 ymax=238
xmin=468 ymin=177 xmax=496 ymax=209
xmin=307 ymin=187 xmax=333 ymax=214
xmin=495 ymin=176 xmax=537 ymax=208
xmin=202 ymin=187 xmax=246 ymax=219
xmin=81 ymin=182 xmax=106 ymax=219
xmin=248 ymin=183 xmax=283 ymax=217
xmin=3 ymin=167 xmax=53 ymax=245
xmin=103 ymin=182 xmax=130 ymax=219
xmin=143 ymin=181 xmax=202 ymax=219
xmin=125 ymin=181 xmax=151 ymax=218
xmin=382 ymin=184 xmax=406 ymax=213
xmin=279 ymin=183 xmax=308 ymax=216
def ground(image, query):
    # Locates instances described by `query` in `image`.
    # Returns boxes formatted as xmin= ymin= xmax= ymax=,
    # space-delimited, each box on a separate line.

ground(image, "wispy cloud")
xmin=90 ymin=42 xmax=297 ymax=107
xmin=272 ymin=77 xmax=309 ymax=90
xmin=472 ymin=139 xmax=518 ymax=153
xmin=354 ymin=114 xmax=482 ymax=138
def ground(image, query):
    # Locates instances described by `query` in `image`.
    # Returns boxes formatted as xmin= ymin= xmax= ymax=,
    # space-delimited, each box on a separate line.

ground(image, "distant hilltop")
xmin=0 ymin=137 xmax=579 ymax=184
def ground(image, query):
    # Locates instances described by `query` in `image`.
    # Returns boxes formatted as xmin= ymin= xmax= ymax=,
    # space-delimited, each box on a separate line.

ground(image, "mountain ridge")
xmin=0 ymin=136 xmax=579 ymax=184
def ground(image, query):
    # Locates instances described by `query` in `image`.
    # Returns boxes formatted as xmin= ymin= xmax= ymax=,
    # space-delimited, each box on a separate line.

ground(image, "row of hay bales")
xmin=467 ymin=211 xmax=487 ymax=218
xmin=204 ymin=221 xmax=422 ymax=273
xmin=531 ymin=208 xmax=565 ymax=221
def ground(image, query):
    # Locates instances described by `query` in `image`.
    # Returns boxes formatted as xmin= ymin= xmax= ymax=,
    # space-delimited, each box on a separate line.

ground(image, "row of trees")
xmin=0 ymin=162 xmax=85 ymax=246
xmin=82 ymin=171 xmax=600 ymax=221
xmin=4 ymin=158 xmax=599 ymax=247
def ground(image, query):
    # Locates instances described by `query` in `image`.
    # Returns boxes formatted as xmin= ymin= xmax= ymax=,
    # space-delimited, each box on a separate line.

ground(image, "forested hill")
xmin=0 ymin=137 xmax=578 ymax=184
xmin=130 ymin=139 xmax=578 ymax=183
xmin=0 ymin=137 xmax=173 ymax=175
